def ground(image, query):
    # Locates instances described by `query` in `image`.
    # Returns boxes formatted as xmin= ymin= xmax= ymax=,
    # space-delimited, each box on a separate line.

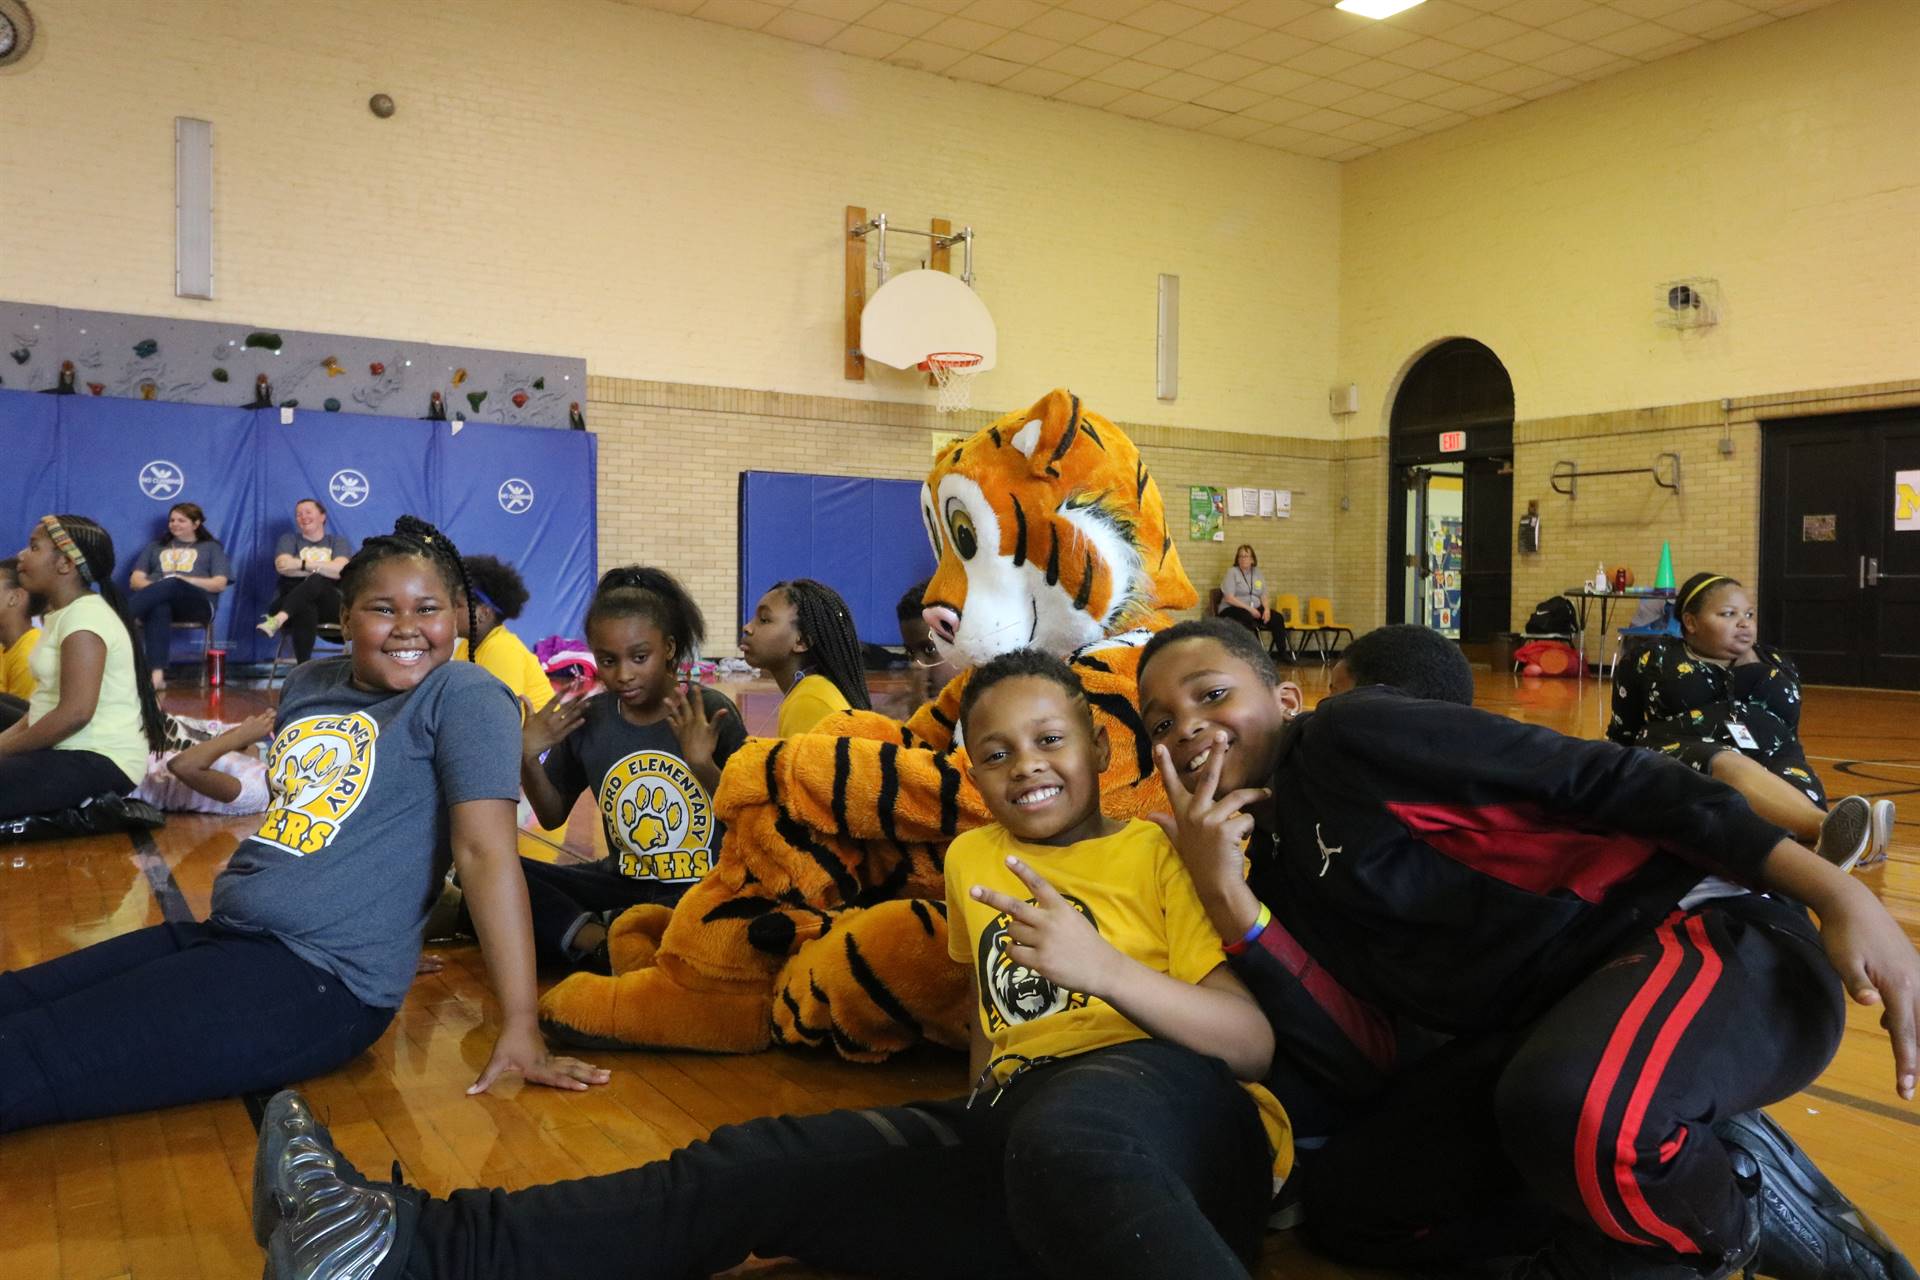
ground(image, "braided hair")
xmin=774 ymin=578 xmax=871 ymax=712
xmin=50 ymin=515 xmax=168 ymax=752
xmin=586 ymin=566 xmax=705 ymax=669
xmin=338 ymin=515 xmax=476 ymax=656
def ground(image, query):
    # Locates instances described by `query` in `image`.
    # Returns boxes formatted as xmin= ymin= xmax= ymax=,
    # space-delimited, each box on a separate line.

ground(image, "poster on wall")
xmin=1276 ymin=489 xmax=1292 ymax=518
xmin=1189 ymin=486 xmax=1224 ymax=542
xmin=1897 ymin=470 xmax=1920 ymax=532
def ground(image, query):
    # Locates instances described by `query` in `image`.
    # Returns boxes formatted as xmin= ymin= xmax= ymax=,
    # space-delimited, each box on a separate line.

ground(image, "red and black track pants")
xmin=1302 ymin=892 xmax=1845 ymax=1269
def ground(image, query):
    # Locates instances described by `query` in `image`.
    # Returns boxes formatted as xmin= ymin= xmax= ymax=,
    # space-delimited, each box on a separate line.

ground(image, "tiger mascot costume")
xmin=538 ymin=388 xmax=1196 ymax=1059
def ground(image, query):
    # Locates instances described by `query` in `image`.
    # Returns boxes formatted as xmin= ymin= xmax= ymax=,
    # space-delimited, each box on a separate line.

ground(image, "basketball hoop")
xmin=918 ymin=351 xmax=982 ymax=413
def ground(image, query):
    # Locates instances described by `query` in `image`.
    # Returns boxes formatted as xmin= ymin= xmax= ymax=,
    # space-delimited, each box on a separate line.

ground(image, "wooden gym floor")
xmin=2 ymin=666 xmax=1915 ymax=1280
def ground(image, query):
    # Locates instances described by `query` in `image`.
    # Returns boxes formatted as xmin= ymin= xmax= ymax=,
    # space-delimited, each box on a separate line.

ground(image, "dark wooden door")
xmin=1460 ymin=458 xmax=1513 ymax=643
xmin=1761 ymin=411 xmax=1920 ymax=687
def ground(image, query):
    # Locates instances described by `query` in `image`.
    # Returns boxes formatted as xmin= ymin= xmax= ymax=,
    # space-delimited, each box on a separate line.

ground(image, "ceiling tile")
xmin=1135 ymin=36 xmax=1215 ymax=68
xmin=957 ymin=0 xmax=1048 ymax=26
xmin=1381 ymin=0 xmax=1482 ymax=36
xmin=1529 ymin=41 xmax=1622 ymax=73
xmin=1147 ymin=69 xmax=1225 ymax=100
xmin=1235 ymin=63 xmax=1315 ymax=94
xmin=1492 ymin=0 xmax=1594 ymax=24
xmin=1108 ymin=90 xmax=1183 ymax=117
xmin=1183 ymin=14 xmax=1267 ymax=49
xmin=1236 ymin=28 xmax=1319 ymax=61
xmin=1193 ymin=81 xmax=1269 ymax=110
xmin=1483 ymin=27 xmax=1575 ymax=60
xmin=790 ymin=0 xmax=885 ymax=19
xmin=1657 ymin=0 xmax=1762 ymax=34
xmin=1282 ymin=76 xmax=1367 ymax=105
xmin=1079 ymin=23 xmax=1161 ymax=56
xmin=1122 ymin=1 xmax=1212 ymax=36
xmin=1094 ymin=58 xmax=1172 ymax=89
xmin=1264 ymin=131 xmax=1349 ymax=158
xmin=1542 ymin=5 xmax=1640 ymax=39
xmin=1187 ymin=49 xmax=1265 ymax=80
xmin=1155 ymin=101 xmax=1229 ymax=128
xmin=1220 ymin=0 xmax=1320 ymax=25
xmin=1377 ymin=97 xmax=1454 ymax=126
xmin=980 ymin=29 xmax=1062 ymax=61
xmin=1478 ymin=61 xmax=1561 ymax=93
xmin=910 ymin=0 xmax=976 ymax=14
xmin=1037 ymin=44 xmax=1118 ymax=75
xmin=1020 ymin=8 xmax=1105 ymax=42
xmin=1441 ymin=12 xmax=1533 ymax=47
xmin=693 ymin=0 xmax=780 ymax=29
xmin=1052 ymin=78 xmax=1130 ymax=106
xmin=1332 ymin=89 xmax=1411 ymax=117
xmin=1284 ymin=44 xmax=1368 ymax=76
xmin=1380 ymin=37 xmax=1476 ymax=69
xmin=1639 ymin=33 xmax=1706 ymax=57
xmin=999 ymin=64 xmax=1077 ymax=95
xmin=638 ymin=0 xmax=706 ymax=14
xmin=1425 ymin=81 xmax=1505 ymax=110
xmin=1609 ymin=0 xmax=1693 ymax=16
xmin=1697 ymin=12 xmax=1772 ymax=38
xmin=1514 ymin=73 xmax=1580 ymax=97
xmin=1243 ymin=95 xmax=1319 ymax=123
xmin=1279 ymin=11 xmax=1372 ymax=45
xmin=1570 ymin=53 xmax=1643 ymax=79
xmin=1427 ymin=49 xmax=1517 ymax=79
xmin=1330 ymin=57 xmax=1414 ymax=88
xmin=1200 ymin=112 xmax=1272 ymax=138
xmin=1333 ymin=117 xmax=1405 ymax=143
xmin=925 ymin=15 xmax=1007 ymax=50
xmin=861 ymin=2 xmax=945 ymax=37
xmin=826 ymin=23 xmax=910 ymax=55
xmin=763 ymin=9 xmax=846 ymax=42
xmin=1382 ymin=69 xmax=1457 ymax=99
xmin=1058 ymin=0 xmax=1150 ymax=15
xmin=1415 ymin=109 xmax=1474 ymax=131
xmin=1330 ymin=22 xmax=1422 ymax=56
xmin=1591 ymin=20 xmax=1689 ymax=56
xmin=946 ymin=51 xmax=1023 ymax=82
xmin=883 ymin=36 xmax=968 ymax=68
xmin=1288 ymin=105 xmax=1366 ymax=133
xmin=1465 ymin=92 xmax=1526 ymax=114
xmin=1180 ymin=0 xmax=1246 ymax=13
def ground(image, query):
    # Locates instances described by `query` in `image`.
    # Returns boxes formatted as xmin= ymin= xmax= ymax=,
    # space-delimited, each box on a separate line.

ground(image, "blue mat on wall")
xmin=0 ymin=390 xmax=596 ymax=665
xmin=738 ymin=471 xmax=935 ymax=653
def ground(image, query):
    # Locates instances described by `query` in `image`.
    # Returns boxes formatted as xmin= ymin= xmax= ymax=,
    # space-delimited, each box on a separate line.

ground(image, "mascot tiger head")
xmin=919 ymin=389 xmax=1195 ymax=668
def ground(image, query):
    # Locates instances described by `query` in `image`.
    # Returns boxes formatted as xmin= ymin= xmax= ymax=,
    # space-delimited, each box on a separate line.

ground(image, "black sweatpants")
xmin=398 ymin=1039 xmax=1273 ymax=1280
xmin=518 ymin=857 xmax=686 ymax=967
xmin=269 ymin=574 xmax=344 ymax=663
xmin=1303 ymin=893 xmax=1845 ymax=1269
xmin=0 ymin=747 xmax=135 ymax=821
xmin=0 ymin=921 xmax=393 ymax=1132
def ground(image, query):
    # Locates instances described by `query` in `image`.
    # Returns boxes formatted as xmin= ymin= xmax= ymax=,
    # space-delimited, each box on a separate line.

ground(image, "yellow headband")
xmin=1681 ymin=574 xmax=1731 ymax=609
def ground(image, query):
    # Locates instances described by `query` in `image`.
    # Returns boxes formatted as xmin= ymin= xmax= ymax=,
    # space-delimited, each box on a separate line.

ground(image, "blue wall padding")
xmin=738 ymin=471 xmax=936 ymax=653
xmin=0 ymin=390 xmax=596 ymax=665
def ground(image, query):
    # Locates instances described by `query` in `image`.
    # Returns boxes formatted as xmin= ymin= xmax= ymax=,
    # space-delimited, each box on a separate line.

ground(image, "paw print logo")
xmin=1676 ymin=661 xmax=1694 ymax=674
xmin=620 ymin=782 xmax=684 ymax=852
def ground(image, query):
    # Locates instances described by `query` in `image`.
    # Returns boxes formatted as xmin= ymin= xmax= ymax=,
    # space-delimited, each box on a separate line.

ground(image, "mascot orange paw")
xmin=607 ymin=903 xmax=672 ymax=974
xmin=772 ymin=900 xmax=970 ymax=1062
xmin=538 ymin=961 xmax=775 ymax=1053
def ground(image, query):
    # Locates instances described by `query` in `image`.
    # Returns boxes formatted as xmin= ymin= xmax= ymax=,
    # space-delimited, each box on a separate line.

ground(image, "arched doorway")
xmin=1386 ymin=339 xmax=1515 ymax=645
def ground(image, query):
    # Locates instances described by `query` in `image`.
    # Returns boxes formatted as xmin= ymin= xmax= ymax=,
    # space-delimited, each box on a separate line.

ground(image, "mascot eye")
xmin=944 ymin=500 xmax=979 ymax=561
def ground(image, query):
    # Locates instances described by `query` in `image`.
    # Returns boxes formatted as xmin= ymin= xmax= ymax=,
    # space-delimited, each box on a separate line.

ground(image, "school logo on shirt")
xmin=297 ymin=544 xmax=334 ymax=568
xmin=252 ymin=713 xmax=379 ymax=855
xmin=598 ymin=750 xmax=716 ymax=882
xmin=158 ymin=546 xmax=199 ymax=574
xmin=976 ymin=894 xmax=1100 ymax=1033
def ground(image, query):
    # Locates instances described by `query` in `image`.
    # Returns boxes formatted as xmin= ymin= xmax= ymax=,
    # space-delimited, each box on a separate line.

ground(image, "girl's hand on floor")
xmin=469 ymin=1022 xmax=611 ymax=1095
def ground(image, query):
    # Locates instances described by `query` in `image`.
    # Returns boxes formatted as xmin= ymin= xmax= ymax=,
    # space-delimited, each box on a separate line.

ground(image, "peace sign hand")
xmin=1148 ymin=735 xmax=1269 ymax=938
xmin=971 ymin=855 xmax=1123 ymax=999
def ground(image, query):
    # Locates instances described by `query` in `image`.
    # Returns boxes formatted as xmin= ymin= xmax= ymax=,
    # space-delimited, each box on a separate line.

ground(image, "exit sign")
xmin=1439 ymin=430 xmax=1467 ymax=453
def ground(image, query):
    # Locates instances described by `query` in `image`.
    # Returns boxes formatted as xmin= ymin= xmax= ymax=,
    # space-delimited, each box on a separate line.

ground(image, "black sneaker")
xmin=1716 ymin=1109 xmax=1919 ymax=1280
xmin=1814 ymin=796 xmax=1873 ymax=872
xmin=1503 ymin=1223 xmax=1754 ymax=1280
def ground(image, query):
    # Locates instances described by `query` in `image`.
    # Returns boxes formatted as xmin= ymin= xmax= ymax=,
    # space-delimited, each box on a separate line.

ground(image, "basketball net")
xmin=918 ymin=351 xmax=982 ymax=413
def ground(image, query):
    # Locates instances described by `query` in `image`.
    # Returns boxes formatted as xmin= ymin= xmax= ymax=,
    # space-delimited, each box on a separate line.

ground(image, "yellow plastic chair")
xmin=1271 ymin=592 xmax=1308 ymax=662
xmin=1304 ymin=596 xmax=1356 ymax=662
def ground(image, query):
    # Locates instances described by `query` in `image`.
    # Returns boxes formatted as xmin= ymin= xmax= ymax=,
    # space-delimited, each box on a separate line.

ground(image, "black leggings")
xmin=270 ymin=575 xmax=343 ymax=663
xmin=129 ymin=576 xmax=214 ymax=675
xmin=0 ymin=748 xmax=135 ymax=821
xmin=398 ymin=1039 xmax=1272 ymax=1280
xmin=517 ymin=858 xmax=685 ymax=967
xmin=1303 ymin=893 xmax=1845 ymax=1269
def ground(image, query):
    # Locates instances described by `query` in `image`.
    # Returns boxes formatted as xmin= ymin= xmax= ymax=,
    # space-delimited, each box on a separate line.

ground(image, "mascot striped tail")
xmin=538 ymin=388 xmax=1197 ymax=1059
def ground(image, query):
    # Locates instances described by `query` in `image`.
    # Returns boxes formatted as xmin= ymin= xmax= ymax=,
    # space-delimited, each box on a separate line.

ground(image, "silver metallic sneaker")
xmin=1814 ymin=796 xmax=1872 ymax=873
xmin=265 ymin=1132 xmax=400 ymax=1280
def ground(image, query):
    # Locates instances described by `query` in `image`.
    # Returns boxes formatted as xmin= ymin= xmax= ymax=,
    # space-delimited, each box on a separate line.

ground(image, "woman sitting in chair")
xmin=128 ymin=503 xmax=230 ymax=692
xmin=1216 ymin=544 xmax=1274 ymax=641
xmin=1608 ymin=571 xmax=1894 ymax=870
xmin=257 ymin=498 xmax=353 ymax=663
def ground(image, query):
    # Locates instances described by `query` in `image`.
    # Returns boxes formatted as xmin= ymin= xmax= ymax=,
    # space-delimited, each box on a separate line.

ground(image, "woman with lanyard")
xmin=1608 ymin=570 xmax=1895 ymax=871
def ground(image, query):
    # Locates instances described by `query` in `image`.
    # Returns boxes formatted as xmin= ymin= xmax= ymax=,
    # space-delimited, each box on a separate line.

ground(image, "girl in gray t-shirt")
xmin=0 ymin=517 xmax=609 ymax=1135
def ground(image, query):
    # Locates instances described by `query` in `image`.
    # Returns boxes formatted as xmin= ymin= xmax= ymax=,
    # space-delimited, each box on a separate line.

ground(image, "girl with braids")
xmin=739 ymin=577 xmax=872 ymax=737
xmin=1609 ymin=570 xmax=1895 ymax=871
xmin=0 ymin=515 xmax=607 ymax=1134
xmin=518 ymin=566 xmax=746 ymax=971
xmin=456 ymin=554 xmax=554 ymax=716
xmin=0 ymin=515 xmax=167 ymax=820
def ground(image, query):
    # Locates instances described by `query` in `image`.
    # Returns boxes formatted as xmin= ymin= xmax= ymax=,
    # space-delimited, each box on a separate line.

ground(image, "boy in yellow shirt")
xmin=0 ymin=556 xmax=43 ymax=728
xmin=252 ymin=647 xmax=1289 ymax=1280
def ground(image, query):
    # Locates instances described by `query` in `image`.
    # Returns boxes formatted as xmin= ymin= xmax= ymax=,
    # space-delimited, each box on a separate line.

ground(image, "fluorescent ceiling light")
xmin=1335 ymin=0 xmax=1427 ymax=18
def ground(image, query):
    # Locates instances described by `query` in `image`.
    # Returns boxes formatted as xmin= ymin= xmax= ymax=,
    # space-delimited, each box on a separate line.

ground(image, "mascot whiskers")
xmin=538 ymin=388 xmax=1196 ymax=1059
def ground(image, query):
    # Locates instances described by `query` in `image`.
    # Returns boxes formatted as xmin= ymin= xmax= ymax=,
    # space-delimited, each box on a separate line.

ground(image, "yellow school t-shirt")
xmin=944 ymin=818 xmax=1292 ymax=1179
xmin=27 ymin=596 xmax=148 ymax=785
xmin=1 ymin=626 xmax=39 ymax=700
xmin=777 ymin=673 xmax=851 ymax=738
xmin=474 ymin=626 xmax=555 ymax=717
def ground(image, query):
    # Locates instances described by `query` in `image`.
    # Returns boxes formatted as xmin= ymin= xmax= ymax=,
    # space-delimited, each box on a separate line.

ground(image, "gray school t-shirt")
xmin=542 ymin=688 xmax=746 ymax=888
xmin=209 ymin=657 xmax=521 ymax=1007
xmin=137 ymin=537 xmax=232 ymax=588
xmin=274 ymin=531 xmax=355 ymax=574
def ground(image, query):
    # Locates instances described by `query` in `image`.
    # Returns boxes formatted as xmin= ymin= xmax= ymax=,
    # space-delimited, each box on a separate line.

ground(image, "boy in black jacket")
xmin=1139 ymin=619 xmax=1918 ymax=1280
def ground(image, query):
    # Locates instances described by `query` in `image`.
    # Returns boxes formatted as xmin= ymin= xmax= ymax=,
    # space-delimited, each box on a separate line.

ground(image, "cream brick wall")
xmin=0 ymin=0 xmax=1341 ymax=438
xmin=1337 ymin=0 xmax=1920 ymax=433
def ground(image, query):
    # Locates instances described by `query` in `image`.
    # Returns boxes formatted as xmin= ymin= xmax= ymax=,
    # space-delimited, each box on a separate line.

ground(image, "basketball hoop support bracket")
xmin=846 ymin=209 xmax=975 ymax=381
